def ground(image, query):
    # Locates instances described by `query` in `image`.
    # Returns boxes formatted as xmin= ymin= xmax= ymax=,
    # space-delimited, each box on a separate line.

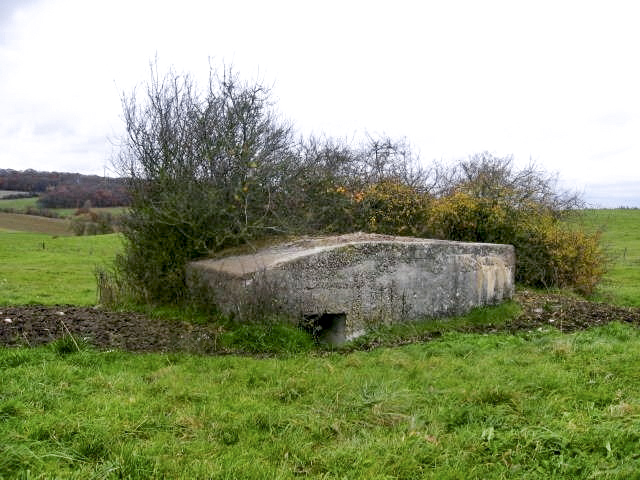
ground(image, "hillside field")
xmin=0 ymin=211 xmax=72 ymax=236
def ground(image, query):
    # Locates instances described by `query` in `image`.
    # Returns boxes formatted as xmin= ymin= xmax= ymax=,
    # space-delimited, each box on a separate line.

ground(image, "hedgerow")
xmin=111 ymin=63 xmax=605 ymax=305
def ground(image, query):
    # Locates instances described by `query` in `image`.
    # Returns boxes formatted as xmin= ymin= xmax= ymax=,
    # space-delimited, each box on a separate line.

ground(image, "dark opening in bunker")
xmin=301 ymin=312 xmax=347 ymax=346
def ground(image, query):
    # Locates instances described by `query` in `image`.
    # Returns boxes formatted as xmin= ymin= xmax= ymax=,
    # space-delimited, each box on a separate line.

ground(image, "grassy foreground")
xmin=1 ymin=209 xmax=640 ymax=478
xmin=2 ymin=324 xmax=640 ymax=478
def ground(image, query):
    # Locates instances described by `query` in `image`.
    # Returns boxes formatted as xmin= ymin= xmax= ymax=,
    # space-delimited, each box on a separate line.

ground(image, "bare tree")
xmin=360 ymin=134 xmax=431 ymax=189
xmin=430 ymin=152 xmax=584 ymax=215
xmin=114 ymin=62 xmax=296 ymax=301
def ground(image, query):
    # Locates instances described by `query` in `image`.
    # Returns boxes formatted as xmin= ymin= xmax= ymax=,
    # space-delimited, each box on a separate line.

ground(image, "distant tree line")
xmin=0 ymin=169 xmax=129 ymax=208
xmin=37 ymin=184 xmax=129 ymax=209
xmin=0 ymin=168 xmax=121 ymax=192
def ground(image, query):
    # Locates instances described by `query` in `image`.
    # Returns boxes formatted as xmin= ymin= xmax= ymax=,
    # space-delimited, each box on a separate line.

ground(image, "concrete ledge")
xmin=187 ymin=233 xmax=516 ymax=344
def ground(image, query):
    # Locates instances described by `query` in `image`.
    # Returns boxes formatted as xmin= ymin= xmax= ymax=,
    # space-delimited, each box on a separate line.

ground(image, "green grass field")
xmin=1 ymin=209 xmax=639 ymax=478
xmin=0 ymin=195 xmax=39 ymax=210
xmin=574 ymin=209 xmax=640 ymax=307
xmin=0 ymin=196 xmax=127 ymax=218
xmin=2 ymin=324 xmax=639 ymax=478
xmin=0 ymin=232 xmax=122 ymax=305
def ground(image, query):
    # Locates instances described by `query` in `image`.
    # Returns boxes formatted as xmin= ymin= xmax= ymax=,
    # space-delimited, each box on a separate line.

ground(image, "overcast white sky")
xmin=1 ymin=0 xmax=638 ymax=207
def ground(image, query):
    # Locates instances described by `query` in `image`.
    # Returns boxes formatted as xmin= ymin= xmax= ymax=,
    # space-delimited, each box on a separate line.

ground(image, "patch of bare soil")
xmin=1 ymin=291 xmax=639 ymax=353
xmin=0 ymin=307 xmax=222 ymax=353
xmin=506 ymin=290 xmax=640 ymax=333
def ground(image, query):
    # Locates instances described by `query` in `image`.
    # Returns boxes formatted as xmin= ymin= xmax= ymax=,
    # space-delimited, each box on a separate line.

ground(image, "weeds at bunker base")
xmin=188 ymin=233 xmax=515 ymax=343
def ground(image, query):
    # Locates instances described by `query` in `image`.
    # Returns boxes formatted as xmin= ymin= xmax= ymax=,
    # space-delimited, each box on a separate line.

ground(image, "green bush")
xmin=425 ymin=191 xmax=511 ymax=243
xmin=113 ymin=62 xmax=427 ymax=304
xmin=116 ymin=210 xmax=208 ymax=303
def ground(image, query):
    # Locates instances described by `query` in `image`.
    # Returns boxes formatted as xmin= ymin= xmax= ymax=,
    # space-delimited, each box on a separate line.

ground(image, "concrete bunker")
xmin=187 ymin=233 xmax=516 ymax=345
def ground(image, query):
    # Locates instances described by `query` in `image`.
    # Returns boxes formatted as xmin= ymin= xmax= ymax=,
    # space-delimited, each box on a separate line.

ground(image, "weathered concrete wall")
xmin=187 ymin=233 xmax=515 ymax=343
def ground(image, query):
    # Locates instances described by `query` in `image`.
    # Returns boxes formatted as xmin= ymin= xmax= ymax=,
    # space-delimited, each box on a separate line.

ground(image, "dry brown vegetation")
xmin=0 ymin=212 xmax=71 ymax=236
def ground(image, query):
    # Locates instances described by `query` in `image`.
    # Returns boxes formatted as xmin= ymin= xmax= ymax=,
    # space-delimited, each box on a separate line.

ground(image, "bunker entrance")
xmin=301 ymin=312 xmax=347 ymax=346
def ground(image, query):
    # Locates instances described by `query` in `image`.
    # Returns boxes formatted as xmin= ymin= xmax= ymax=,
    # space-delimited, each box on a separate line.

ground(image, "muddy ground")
xmin=1 ymin=291 xmax=640 ymax=353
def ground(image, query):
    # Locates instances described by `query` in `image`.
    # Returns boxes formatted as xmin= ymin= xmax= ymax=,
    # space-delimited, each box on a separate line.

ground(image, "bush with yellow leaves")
xmin=354 ymin=180 xmax=431 ymax=237
xmin=426 ymin=191 xmax=604 ymax=295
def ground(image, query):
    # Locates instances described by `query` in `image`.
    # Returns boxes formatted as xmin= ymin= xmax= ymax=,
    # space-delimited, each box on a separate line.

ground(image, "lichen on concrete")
xmin=186 ymin=233 xmax=516 ymax=344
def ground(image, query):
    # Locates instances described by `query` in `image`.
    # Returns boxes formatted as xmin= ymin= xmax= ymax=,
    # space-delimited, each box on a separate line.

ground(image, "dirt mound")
xmin=1 ymin=291 xmax=639 ymax=353
xmin=508 ymin=290 xmax=640 ymax=332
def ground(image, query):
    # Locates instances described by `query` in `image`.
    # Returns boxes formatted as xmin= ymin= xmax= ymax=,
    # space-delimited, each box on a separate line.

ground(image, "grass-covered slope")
xmin=0 ymin=212 xmax=71 ymax=236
